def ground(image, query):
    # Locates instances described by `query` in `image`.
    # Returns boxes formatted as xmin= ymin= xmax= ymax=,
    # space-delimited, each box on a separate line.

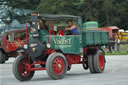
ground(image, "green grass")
xmin=105 ymin=44 xmax=128 ymax=55
xmin=105 ymin=51 xmax=128 ymax=55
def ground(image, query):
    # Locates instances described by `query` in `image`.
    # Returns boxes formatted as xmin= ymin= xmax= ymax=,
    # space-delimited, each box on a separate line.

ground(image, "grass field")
xmin=105 ymin=44 xmax=128 ymax=55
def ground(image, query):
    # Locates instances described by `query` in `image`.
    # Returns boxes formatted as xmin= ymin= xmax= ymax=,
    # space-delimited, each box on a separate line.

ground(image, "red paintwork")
xmin=83 ymin=48 xmax=88 ymax=55
xmin=24 ymin=48 xmax=89 ymax=72
xmin=32 ymin=60 xmax=45 ymax=65
xmin=90 ymin=26 xmax=119 ymax=38
xmin=23 ymin=49 xmax=56 ymax=72
xmin=53 ymin=57 xmax=65 ymax=75
xmin=2 ymin=29 xmax=27 ymax=52
xmin=2 ymin=33 xmax=8 ymax=52
xmin=66 ymin=54 xmax=81 ymax=65
xmin=44 ymin=49 xmax=56 ymax=55
xmin=99 ymin=53 xmax=104 ymax=69
xmin=25 ymin=61 xmax=46 ymax=71
xmin=16 ymin=37 xmax=21 ymax=41
xmin=19 ymin=57 xmax=31 ymax=77
xmin=30 ymin=68 xmax=46 ymax=71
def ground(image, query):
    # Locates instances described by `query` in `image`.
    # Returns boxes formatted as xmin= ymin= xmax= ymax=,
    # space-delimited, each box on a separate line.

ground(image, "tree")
xmin=0 ymin=0 xmax=40 ymax=31
xmin=1 ymin=0 xmax=128 ymax=30
xmin=101 ymin=0 xmax=116 ymax=26
xmin=0 ymin=0 xmax=11 ymax=24
xmin=36 ymin=0 xmax=79 ymax=15
xmin=113 ymin=0 xmax=128 ymax=30
xmin=5 ymin=0 xmax=40 ymax=10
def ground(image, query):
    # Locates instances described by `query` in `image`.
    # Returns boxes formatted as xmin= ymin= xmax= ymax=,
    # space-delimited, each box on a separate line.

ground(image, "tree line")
xmin=2 ymin=0 xmax=128 ymax=30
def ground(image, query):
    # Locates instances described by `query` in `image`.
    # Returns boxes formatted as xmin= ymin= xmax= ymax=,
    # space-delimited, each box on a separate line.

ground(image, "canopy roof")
xmin=38 ymin=14 xmax=79 ymax=19
xmin=31 ymin=13 xmax=80 ymax=21
xmin=26 ymin=14 xmax=81 ymax=22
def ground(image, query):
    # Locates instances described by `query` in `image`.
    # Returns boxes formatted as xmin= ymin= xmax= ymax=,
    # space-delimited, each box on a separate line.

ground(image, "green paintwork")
xmin=40 ymin=35 xmax=80 ymax=54
xmin=30 ymin=14 xmax=109 ymax=54
xmin=39 ymin=29 xmax=49 ymax=36
xmin=82 ymin=30 xmax=109 ymax=46
xmin=38 ymin=30 xmax=108 ymax=54
xmin=83 ymin=21 xmax=98 ymax=30
xmin=0 ymin=38 xmax=2 ymax=47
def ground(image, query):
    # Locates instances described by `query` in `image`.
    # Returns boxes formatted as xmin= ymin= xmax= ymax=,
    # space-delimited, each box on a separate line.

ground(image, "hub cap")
xmin=99 ymin=53 xmax=104 ymax=69
xmin=53 ymin=57 xmax=65 ymax=75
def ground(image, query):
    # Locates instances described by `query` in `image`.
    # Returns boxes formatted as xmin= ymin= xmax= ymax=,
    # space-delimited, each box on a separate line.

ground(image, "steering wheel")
xmin=64 ymin=30 xmax=71 ymax=35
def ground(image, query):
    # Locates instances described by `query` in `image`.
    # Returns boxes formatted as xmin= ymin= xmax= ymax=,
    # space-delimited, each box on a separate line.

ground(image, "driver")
xmin=65 ymin=20 xmax=79 ymax=35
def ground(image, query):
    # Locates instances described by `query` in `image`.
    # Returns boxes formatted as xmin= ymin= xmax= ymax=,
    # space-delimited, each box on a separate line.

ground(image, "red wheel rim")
xmin=53 ymin=57 xmax=65 ymax=75
xmin=99 ymin=53 xmax=104 ymax=69
xmin=19 ymin=58 xmax=30 ymax=77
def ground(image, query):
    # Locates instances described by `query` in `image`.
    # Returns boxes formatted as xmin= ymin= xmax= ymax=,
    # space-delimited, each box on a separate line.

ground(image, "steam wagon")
xmin=12 ymin=13 xmax=109 ymax=81
xmin=0 ymin=29 xmax=28 ymax=64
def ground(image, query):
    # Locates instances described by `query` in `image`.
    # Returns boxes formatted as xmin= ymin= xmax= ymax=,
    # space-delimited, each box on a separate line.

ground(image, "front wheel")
xmin=46 ymin=52 xmax=67 ymax=80
xmin=12 ymin=55 xmax=35 ymax=81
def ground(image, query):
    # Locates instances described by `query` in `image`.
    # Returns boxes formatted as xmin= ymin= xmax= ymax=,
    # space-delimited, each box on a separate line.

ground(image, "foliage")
xmin=0 ymin=0 xmax=128 ymax=30
xmin=36 ymin=0 xmax=128 ymax=30
xmin=0 ymin=0 xmax=40 ymax=25
xmin=5 ymin=0 xmax=40 ymax=10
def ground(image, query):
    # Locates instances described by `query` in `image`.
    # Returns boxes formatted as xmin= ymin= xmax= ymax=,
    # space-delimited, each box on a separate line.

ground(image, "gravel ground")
xmin=0 ymin=55 xmax=128 ymax=85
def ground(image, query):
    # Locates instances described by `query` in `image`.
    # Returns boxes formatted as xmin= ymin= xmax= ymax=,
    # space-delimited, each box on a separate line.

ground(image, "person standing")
xmin=116 ymin=38 xmax=120 ymax=52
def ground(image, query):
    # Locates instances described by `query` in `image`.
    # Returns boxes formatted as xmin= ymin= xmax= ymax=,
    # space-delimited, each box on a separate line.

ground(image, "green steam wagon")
xmin=12 ymin=13 xmax=109 ymax=81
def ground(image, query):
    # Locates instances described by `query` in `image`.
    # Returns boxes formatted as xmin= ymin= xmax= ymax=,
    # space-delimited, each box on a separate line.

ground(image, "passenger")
xmin=39 ymin=19 xmax=48 ymax=31
xmin=65 ymin=20 xmax=79 ymax=35
xmin=39 ymin=19 xmax=55 ymax=34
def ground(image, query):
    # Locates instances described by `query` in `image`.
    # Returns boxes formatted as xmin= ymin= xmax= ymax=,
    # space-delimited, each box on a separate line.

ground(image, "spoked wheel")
xmin=88 ymin=50 xmax=105 ymax=73
xmin=93 ymin=50 xmax=105 ymax=73
xmin=13 ymin=55 xmax=35 ymax=81
xmin=46 ymin=52 xmax=67 ymax=80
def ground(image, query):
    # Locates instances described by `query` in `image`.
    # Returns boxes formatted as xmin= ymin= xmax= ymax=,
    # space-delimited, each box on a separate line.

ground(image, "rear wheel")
xmin=88 ymin=50 xmax=105 ymax=73
xmin=13 ymin=55 xmax=35 ymax=81
xmin=93 ymin=50 xmax=105 ymax=73
xmin=88 ymin=55 xmax=95 ymax=73
xmin=0 ymin=50 xmax=5 ymax=64
xmin=46 ymin=52 xmax=67 ymax=80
